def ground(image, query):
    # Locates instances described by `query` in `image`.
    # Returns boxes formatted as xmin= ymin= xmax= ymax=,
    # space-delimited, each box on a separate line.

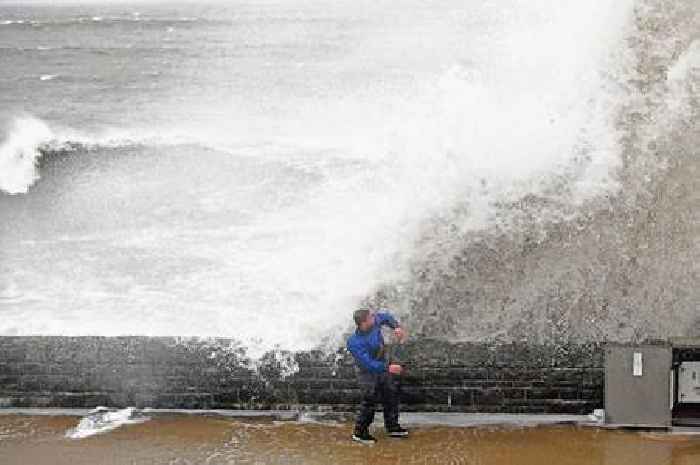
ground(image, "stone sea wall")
xmin=0 ymin=336 xmax=602 ymax=413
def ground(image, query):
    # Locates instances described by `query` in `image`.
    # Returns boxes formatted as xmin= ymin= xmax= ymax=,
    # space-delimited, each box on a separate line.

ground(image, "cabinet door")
xmin=679 ymin=362 xmax=700 ymax=403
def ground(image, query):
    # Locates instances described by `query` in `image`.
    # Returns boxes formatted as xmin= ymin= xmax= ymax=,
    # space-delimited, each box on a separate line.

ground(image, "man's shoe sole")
xmin=388 ymin=431 xmax=409 ymax=437
xmin=352 ymin=435 xmax=376 ymax=445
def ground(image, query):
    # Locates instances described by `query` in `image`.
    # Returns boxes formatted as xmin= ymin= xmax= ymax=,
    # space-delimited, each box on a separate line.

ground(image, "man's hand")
xmin=394 ymin=327 xmax=407 ymax=343
xmin=388 ymin=363 xmax=402 ymax=375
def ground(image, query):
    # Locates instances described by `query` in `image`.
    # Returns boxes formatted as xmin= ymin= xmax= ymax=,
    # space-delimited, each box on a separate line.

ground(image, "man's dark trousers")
xmin=355 ymin=370 xmax=401 ymax=431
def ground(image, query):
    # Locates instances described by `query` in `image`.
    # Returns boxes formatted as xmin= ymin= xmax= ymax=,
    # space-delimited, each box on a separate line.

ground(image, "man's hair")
xmin=353 ymin=308 xmax=370 ymax=327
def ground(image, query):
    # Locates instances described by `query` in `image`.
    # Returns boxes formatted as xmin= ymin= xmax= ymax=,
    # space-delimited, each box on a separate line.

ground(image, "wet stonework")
xmin=0 ymin=336 xmax=603 ymax=413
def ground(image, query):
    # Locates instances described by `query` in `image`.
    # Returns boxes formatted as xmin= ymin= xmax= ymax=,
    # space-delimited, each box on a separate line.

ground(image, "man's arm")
xmin=347 ymin=339 xmax=388 ymax=374
xmin=376 ymin=311 xmax=407 ymax=343
xmin=375 ymin=311 xmax=399 ymax=329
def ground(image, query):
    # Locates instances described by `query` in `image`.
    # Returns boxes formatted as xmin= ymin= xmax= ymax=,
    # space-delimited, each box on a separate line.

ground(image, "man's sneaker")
xmin=352 ymin=429 xmax=376 ymax=445
xmin=386 ymin=425 xmax=409 ymax=437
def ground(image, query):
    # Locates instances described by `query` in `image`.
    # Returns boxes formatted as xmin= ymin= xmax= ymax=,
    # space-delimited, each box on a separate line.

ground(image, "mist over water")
xmin=0 ymin=0 xmax=697 ymax=356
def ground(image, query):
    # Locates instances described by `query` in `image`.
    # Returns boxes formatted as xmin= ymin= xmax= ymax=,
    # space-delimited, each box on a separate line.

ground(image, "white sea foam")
xmin=0 ymin=118 xmax=54 ymax=194
xmin=0 ymin=282 xmax=21 ymax=301
xmin=39 ymin=74 xmax=57 ymax=81
xmin=665 ymin=40 xmax=700 ymax=115
xmin=65 ymin=406 xmax=150 ymax=439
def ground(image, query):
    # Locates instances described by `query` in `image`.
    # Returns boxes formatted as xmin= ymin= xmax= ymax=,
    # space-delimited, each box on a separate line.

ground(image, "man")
xmin=346 ymin=307 xmax=409 ymax=444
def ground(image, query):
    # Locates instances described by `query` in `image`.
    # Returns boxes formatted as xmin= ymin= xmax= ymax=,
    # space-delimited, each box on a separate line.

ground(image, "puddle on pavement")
xmin=2 ymin=414 xmax=700 ymax=465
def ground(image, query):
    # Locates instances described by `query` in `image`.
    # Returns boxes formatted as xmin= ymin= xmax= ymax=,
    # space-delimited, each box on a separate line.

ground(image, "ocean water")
xmin=0 ymin=1 xmax=697 ymax=355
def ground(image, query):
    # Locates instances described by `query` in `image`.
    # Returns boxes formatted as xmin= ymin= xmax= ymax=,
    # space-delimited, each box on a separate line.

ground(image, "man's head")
xmin=353 ymin=308 xmax=374 ymax=332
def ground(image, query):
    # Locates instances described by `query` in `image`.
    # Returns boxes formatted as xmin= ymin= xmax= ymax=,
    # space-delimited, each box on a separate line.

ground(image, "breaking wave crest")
xmin=0 ymin=118 xmax=53 ymax=195
xmin=0 ymin=117 xmax=197 ymax=195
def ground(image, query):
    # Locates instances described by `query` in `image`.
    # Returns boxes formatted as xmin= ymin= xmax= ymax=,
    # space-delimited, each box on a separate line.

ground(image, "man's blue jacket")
xmin=347 ymin=311 xmax=399 ymax=374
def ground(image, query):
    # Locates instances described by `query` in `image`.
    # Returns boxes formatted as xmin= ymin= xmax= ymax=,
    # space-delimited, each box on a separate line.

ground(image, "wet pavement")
xmin=1 ymin=413 xmax=700 ymax=465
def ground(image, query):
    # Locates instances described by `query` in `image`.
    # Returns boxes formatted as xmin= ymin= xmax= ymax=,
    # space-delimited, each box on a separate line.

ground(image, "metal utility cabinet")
xmin=605 ymin=343 xmax=672 ymax=427
xmin=605 ymin=339 xmax=700 ymax=428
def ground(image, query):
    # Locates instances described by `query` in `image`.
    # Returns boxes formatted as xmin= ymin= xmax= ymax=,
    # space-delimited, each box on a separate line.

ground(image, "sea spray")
xmin=0 ymin=0 xmax=642 ymax=352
